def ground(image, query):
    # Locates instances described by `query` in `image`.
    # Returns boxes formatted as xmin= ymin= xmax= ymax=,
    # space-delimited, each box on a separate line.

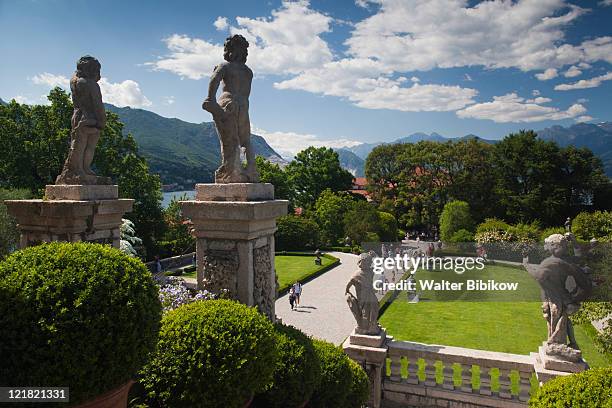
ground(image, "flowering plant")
xmin=156 ymin=276 xmax=226 ymax=312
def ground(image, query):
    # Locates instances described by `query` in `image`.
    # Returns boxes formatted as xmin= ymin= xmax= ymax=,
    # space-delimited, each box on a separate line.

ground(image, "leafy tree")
xmin=439 ymin=200 xmax=473 ymax=242
xmin=255 ymin=156 xmax=293 ymax=203
xmin=0 ymin=188 xmax=32 ymax=258
xmin=275 ymin=215 xmax=320 ymax=251
xmin=571 ymin=211 xmax=612 ymax=242
xmin=378 ymin=211 xmax=398 ymax=242
xmin=0 ymin=89 xmax=164 ymax=257
xmin=365 ymin=144 xmax=402 ymax=203
xmin=158 ymin=194 xmax=195 ymax=257
xmin=313 ymin=189 xmax=355 ymax=245
xmin=343 ymin=201 xmax=381 ymax=244
xmin=286 ymin=147 xmax=353 ymax=209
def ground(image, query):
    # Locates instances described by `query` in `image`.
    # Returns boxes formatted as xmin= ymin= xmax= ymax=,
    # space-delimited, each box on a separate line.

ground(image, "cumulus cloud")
xmin=554 ymin=72 xmax=612 ymax=90
xmin=31 ymin=72 xmax=152 ymax=108
xmin=575 ymin=115 xmax=593 ymax=122
xmin=214 ymin=17 xmax=229 ymax=31
xmin=563 ymin=65 xmax=582 ymax=78
xmin=535 ymin=68 xmax=558 ymax=81
xmin=456 ymin=93 xmax=586 ymax=123
xmin=275 ymin=58 xmax=477 ymax=112
xmin=599 ymin=0 xmax=612 ymax=6
xmin=345 ymin=0 xmax=611 ymax=72
xmin=149 ymin=1 xmax=333 ymax=79
xmin=253 ymin=126 xmax=361 ymax=159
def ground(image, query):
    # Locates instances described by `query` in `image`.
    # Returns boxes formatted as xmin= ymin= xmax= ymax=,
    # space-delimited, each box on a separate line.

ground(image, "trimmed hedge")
xmin=309 ymin=340 xmax=354 ymax=408
xmin=277 ymin=254 xmax=340 ymax=297
xmin=253 ymin=324 xmax=321 ymax=407
xmin=0 ymin=242 xmax=161 ymax=406
xmin=140 ymin=299 xmax=277 ymax=408
xmin=347 ymin=359 xmax=370 ymax=407
xmin=529 ymin=368 xmax=612 ymax=407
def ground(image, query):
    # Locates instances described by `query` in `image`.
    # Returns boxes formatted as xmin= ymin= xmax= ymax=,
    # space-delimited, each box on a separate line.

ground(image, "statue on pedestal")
xmin=202 ymin=34 xmax=259 ymax=183
xmin=524 ymin=233 xmax=593 ymax=362
xmin=346 ymin=252 xmax=380 ymax=335
xmin=56 ymin=55 xmax=110 ymax=185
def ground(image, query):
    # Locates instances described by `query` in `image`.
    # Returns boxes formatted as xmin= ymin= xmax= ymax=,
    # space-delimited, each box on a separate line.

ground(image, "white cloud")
xmin=31 ymin=72 xmax=70 ymax=88
xmin=214 ymin=17 xmax=229 ymax=31
xmin=526 ymin=96 xmax=552 ymax=104
xmin=554 ymin=72 xmax=612 ymax=90
xmin=575 ymin=115 xmax=593 ymax=122
xmin=535 ymin=68 xmax=558 ymax=81
xmin=275 ymin=58 xmax=477 ymax=112
xmin=10 ymin=95 xmax=35 ymax=104
xmin=164 ymin=96 xmax=176 ymax=105
xmin=149 ymin=1 xmax=333 ymax=79
xmin=532 ymin=89 xmax=541 ymax=96
xmin=456 ymin=93 xmax=586 ymax=123
xmin=31 ymin=72 xmax=152 ymax=108
xmin=563 ymin=65 xmax=582 ymax=78
xmin=410 ymin=76 xmax=420 ymax=83
xmin=253 ymin=126 xmax=361 ymax=159
xmin=599 ymin=0 xmax=612 ymax=6
xmin=464 ymin=73 xmax=473 ymax=81
xmin=345 ymin=0 xmax=612 ymax=72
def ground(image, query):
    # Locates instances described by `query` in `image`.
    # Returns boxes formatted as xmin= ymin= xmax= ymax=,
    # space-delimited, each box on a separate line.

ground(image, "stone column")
xmin=5 ymin=185 xmax=133 ymax=249
xmin=180 ymin=183 xmax=288 ymax=320
xmin=343 ymin=329 xmax=390 ymax=408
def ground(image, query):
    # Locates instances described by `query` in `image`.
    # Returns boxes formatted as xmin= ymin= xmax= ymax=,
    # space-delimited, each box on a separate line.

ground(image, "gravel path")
xmin=275 ymin=252 xmax=359 ymax=345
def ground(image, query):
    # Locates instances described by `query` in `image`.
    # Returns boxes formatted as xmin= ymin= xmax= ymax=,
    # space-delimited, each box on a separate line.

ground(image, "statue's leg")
xmin=57 ymin=127 xmax=87 ymax=183
xmin=567 ymin=320 xmax=579 ymax=349
xmin=215 ymin=105 xmax=242 ymax=183
xmin=239 ymin=109 xmax=258 ymax=182
xmin=83 ymin=127 xmax=100 ymax=176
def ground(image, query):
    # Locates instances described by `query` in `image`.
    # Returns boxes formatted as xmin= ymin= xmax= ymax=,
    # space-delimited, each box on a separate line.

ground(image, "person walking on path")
xmin=293 ymin=281 xmax=303 ymax=306
xmin=289 ymin=287 xmax=297 ymax=310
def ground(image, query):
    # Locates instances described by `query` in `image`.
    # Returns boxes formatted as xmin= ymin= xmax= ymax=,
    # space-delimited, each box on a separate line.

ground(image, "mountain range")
xmin=105 ymin=104 xmax=284 ymax=188
xmin=337 ymin=123 xmax=612 ymax=178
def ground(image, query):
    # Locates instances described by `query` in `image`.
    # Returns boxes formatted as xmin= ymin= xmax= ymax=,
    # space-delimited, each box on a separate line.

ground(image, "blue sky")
xmin=1 ymin=0 xmax=611 ymax=157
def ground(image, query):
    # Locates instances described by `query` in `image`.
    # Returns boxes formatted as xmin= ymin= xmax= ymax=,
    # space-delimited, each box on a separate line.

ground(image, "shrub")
xmin=276 ymin=215 xmax=320 ymax=251
xmin=540 ymin=226 xmax=565 ymax=241
xmin=0 ymin=188 xmax=31 ymax=258
xmin=529 ymin=368 xmax=612 ymax=407
xmin=475 ymin=218 xmax=511 ymax=235
xmin=140 ymin=299 xmax=277 ymax=408
xmin=439 ymin=200 xmax=473 ymax=242
xmin=378 ymin=211 xmax=398 ymax=241
xmin=507 ymin=222 xmax=541 ymax=243
xmin=309 ymin=340 xmax=353 ymax=408
xmin=347 ymin=359 xmax=370 ymax=408
xmin=450 ymin=229 xmax=474 ymax=243
xmin=572 ymin=211 xmax=612 ymax=242
xmin=254 ymin=324 xmax=321 ymax=408
xmin=0 ymin=242 xmax=161 ymax=405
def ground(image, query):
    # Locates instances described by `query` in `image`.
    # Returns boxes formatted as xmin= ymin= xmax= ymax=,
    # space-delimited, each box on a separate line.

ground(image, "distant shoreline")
xmin=161 ymin=190 xmax=195 ymax=208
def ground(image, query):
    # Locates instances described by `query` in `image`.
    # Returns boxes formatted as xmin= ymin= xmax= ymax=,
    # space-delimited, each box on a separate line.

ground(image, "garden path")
xmin=275 ymin=252 xmax=359 ymax=345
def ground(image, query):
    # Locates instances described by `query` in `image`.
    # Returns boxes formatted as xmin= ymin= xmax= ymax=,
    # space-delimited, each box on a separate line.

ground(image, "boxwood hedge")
xmin=529 ymin=367 xmax=612 ymax=407
xmin=308 ymin=339 xmax=354 ymax=408
xmin=347 ymin=359 xmax=370 ymax=407
xmin=0 ymin=242 xmax=161 ymax=406
xmin=140 ymin=299 xmax=277 ymax=408
xmin=253 ymin=323 xmax=321 ymax=407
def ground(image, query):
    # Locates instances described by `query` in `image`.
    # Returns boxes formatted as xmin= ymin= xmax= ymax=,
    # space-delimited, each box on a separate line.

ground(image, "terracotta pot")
xmin=74 ymin=380 xmax=134 ymax=408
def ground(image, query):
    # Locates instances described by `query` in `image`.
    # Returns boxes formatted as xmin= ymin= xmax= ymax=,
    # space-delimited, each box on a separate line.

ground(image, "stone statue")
xmin=56 ymin=55 xmax=110 ymax=185
xmin=346 ymin=252 xmax=380 ymax=335
xmin=202 ymin=34 xmax=259 ymax=183
xmin=523 ymin=233 xmax=593 ymax=362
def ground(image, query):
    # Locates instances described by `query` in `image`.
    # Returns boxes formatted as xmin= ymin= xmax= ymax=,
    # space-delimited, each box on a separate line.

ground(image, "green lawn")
xmin=379 ymin=263 xmax=611 ymax=367
xmin=182 ymin=254 xmax=337 ymax=293
xmin=275 ymin=254 xmax=336 ymax=291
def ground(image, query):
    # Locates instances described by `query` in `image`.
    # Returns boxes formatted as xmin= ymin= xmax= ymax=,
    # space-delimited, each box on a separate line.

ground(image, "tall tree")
xmin=313 ymin=189 xmax=356 ymax=245
xmin=255 ymin=156 xmax=292 ymax=204
xmin=286 ymin=147 xmax=353 ymax=209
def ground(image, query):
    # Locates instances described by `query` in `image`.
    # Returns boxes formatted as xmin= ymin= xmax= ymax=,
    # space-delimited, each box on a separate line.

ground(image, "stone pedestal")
xmin=5 ymin=185 xmax=133 ymax=249
xmin=531 ymin=341 xmax=589 ymax=384
xmin=343 ymin=328 xmax=390 ymax=408
xmin=180 ymin=183 xmax=288 ymax=320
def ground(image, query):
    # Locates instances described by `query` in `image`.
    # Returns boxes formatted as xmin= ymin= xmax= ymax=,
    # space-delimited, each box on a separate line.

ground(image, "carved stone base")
xmin=344 ymin=328 xmax=389 ymax=408
xmin=180 ymin=183 xmax=288 ymax=320
xmin=538 ymin=342 xmax=588 ymax=372
xmin=5 ymin=185 xmax=133 ymax=249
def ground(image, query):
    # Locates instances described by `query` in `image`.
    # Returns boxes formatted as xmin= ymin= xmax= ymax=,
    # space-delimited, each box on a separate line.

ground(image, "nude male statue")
xmin=346 ymin=252 xmax=381 ymax=335
xmin=523 ymin=233 xmax=592 ymax=361
xmin=202 ymin=34 xmax=259 ymax=183
xmin=56 ymin=55 xmax=110 ymax=185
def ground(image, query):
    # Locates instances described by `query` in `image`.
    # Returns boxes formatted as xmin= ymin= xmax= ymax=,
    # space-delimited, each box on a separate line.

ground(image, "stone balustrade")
xmin=383 ymin=340 xmax=535 ymax=408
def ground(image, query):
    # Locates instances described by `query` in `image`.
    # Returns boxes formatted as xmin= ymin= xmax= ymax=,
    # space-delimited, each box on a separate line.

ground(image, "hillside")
xmin=335 ymin=149 xmax=365 ymax=177
xmin=105 ymin=104 xmax=284 ymax=188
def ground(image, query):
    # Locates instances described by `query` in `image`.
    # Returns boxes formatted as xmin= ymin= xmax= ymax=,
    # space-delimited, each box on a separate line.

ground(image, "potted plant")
xmin=0 ymin=242 xmax=162 ymax=407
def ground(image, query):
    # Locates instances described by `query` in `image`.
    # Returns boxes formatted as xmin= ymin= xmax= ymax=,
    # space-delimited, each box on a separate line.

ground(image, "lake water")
xmin=162 ymin=190 xmax=195 ymax=208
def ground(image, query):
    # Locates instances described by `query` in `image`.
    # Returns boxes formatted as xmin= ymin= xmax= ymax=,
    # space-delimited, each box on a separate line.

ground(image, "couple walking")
xmin=288 ymin=281 xmax=303 ymax=310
